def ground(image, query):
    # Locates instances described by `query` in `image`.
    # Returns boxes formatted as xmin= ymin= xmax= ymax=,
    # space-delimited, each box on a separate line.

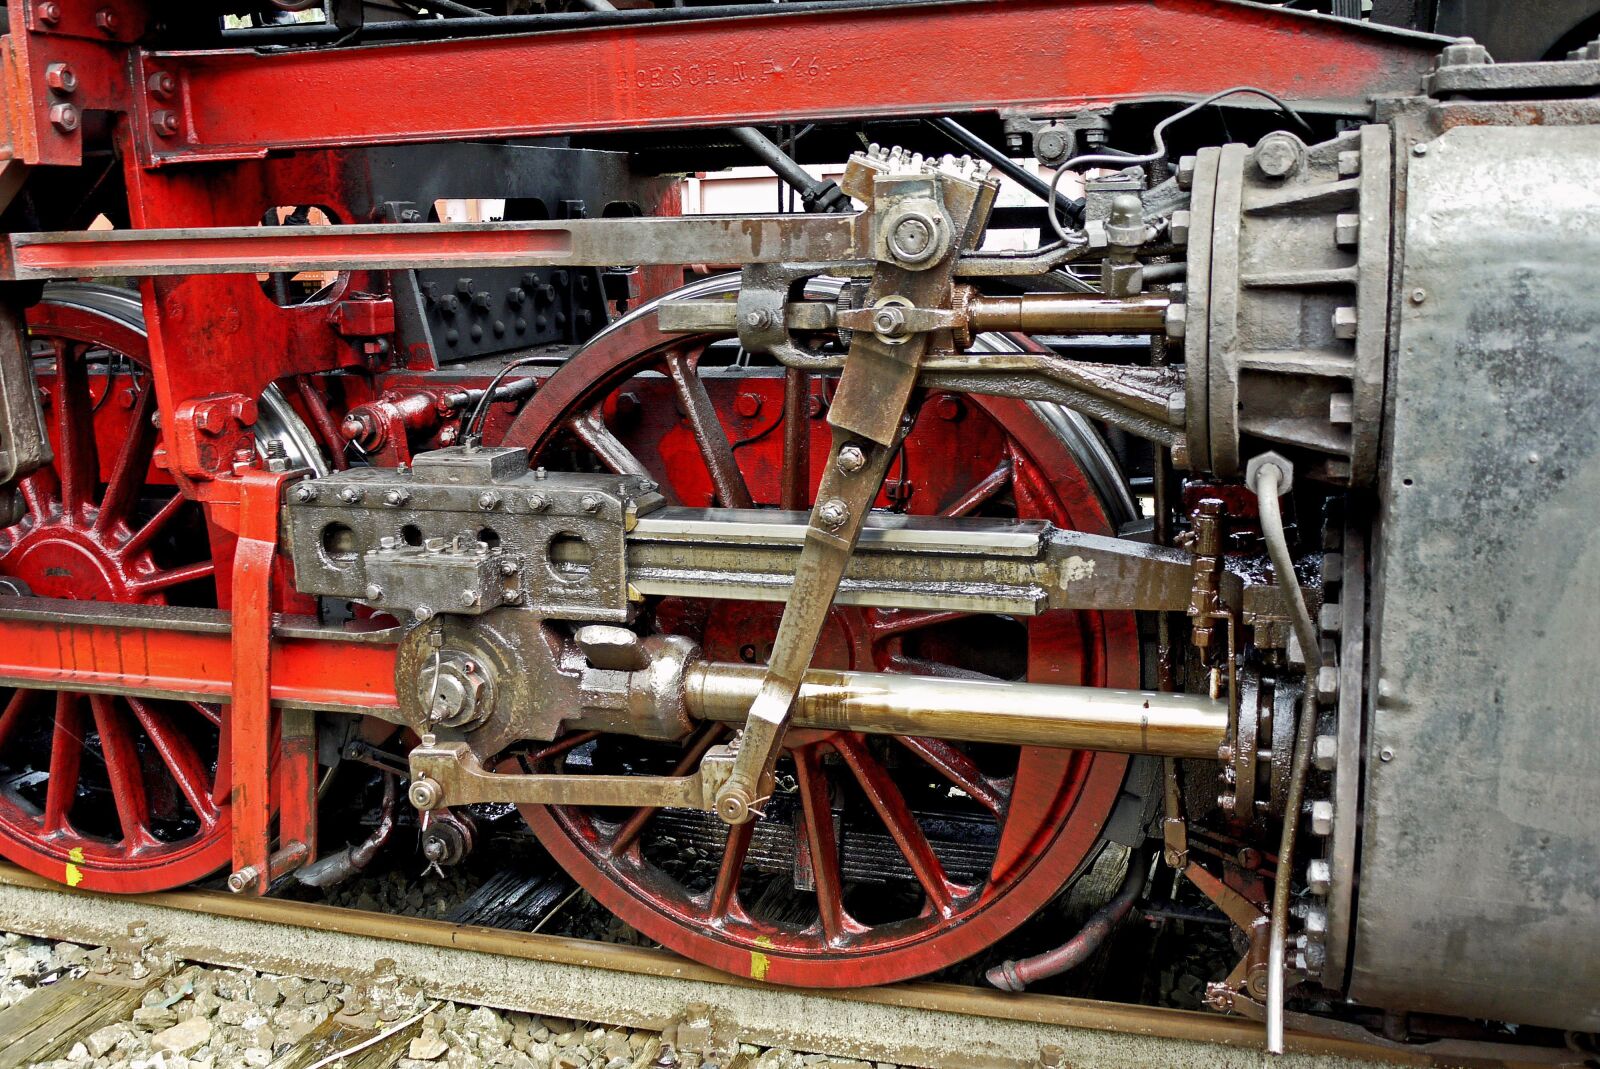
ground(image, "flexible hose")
xmin=986 ymin=849 xmax=1151 ymax=991
xmin=1253 ymin=463 xmax=1322 ymax=673
xmin=1267 ymin=686 xmax=1318 ymax=1053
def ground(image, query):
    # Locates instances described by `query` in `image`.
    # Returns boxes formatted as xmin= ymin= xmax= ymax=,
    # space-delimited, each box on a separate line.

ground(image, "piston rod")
xmin=965 ymin=292 xmax=1171 ymax=335
xmin=684 ymin=661 xmax=1226 ymax=759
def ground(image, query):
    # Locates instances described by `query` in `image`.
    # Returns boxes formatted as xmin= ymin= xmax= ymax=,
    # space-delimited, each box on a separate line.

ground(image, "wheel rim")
xmin=502 ymin=278 xmax=1140 ymax=986
xmin=0 ymin=287 xmax=231 ymax=892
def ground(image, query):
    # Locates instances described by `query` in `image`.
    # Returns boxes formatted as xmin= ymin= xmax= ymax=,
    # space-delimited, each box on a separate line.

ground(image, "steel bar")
xmin=133 ymin=0 xmax=1447 ymax=164
xmin=0 ymin=216 xmax=866 ymax=281
xmin=0 ymin=867 xmax=1420 ymax=1069
xmin=967 ymin=293 xmax=1171 ymax=334
xmin=687 ymin=662 xmax=1228 ymax=759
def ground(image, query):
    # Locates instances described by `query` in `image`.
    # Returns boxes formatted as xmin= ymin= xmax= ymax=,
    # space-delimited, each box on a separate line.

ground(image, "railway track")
xmin=0 ymin=865 xmax=1577 ymax=1069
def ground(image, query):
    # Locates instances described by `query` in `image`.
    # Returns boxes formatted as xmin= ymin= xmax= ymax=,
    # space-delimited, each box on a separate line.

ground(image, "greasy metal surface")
xmin=0 ymin=866 xmax=1433 ymax=1069
xmin=2 ymin=214 xmax=867 ymax=281
xmin=130 ymin=0 xmax=1446 ymax=165
xmin=1353 ymin=122 xmax=1600 ymax=1029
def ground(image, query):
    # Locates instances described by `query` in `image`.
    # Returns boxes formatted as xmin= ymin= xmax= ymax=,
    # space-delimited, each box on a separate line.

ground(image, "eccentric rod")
xmin=685 ymin=662 xmax=1226 ymax=759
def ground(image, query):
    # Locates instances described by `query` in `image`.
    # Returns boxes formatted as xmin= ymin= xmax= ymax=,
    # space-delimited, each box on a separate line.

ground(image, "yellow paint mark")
xmin=65 ymin=846 xmax=85 ymax=887
xmin=750 ymin=936 xmax=775 ymax=981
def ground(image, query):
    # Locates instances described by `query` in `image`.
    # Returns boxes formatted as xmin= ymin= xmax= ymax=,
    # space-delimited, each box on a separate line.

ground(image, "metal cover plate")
xmin=1352 ymin=123 xmax=1600 ymax=1028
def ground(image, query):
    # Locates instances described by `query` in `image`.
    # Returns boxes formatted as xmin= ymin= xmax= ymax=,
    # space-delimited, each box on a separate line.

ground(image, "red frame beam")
xmin=0 ymin=601 xmax=399 ymax=715
xmin=136 ymin=0 xmax=1447 ymax=164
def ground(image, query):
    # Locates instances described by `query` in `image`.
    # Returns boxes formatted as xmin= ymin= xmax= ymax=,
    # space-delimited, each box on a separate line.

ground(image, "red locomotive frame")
xmin=0 ymin=0 xmax=1439 ymax=901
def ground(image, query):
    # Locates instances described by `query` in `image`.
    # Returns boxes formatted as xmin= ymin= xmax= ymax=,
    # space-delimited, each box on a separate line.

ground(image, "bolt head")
xmin=1309 ymin=799 xmax=1335 ymax=837
xmin=1334 ymin=213 xmax=1361 ymax=249
xmin=338 ymin=486 xmax=363 ymax=505
xmin=581 ymin=494 xmax=602 ymax=514
xmin=526 ymin=492 xmax=549 ymax=513
xmin=1315 ymin=665 xmax=1340 ymax=706
xmin=744 ymin=309 xmax=771 ymax=330
xmin=1307 ymin=858 xmax=1332 ymax=896
xmin=383 ymin=488 xmax=409 ymax=507
xmin=1312 ymin=733 xmax=1339 ymax=772
xmin=364 ymin=584 xmax=384 ymax=602
xmin=459 ymin=589 xmax=479 ymax=607
xmin=44 ymin=63 xmax=77 ymax=94
xmin=816 ymin=498 xmax=848 ymax=530
xmin=1253 ymin=133 xmax=1305 ymax=180
xmin=477 ymin=491 xmax=500 ymax=511
xmin=35 ymin=2 xmax=61 ymax=25
xmin=835 ymin=444 xmax=867 ymax=475
xmin=292 ymin=483 xmax=317 ymax=503
xmin=1169 ymin=209 xmax=1191 ymax=247
xmin=48 ymin=103 xmax=78 ymax=133
xmin=1164 ymin=303 xmax=1187 ymax=341
xmin=1332 ymin=306 xmax=1359 ymax=341
xmin=733 ymin=393 xmax=762 ymax=419
xmin=94 ymin=7 xmax=119 ymax=33
xmin=1175 ymin=155 xmax=1198 ymax=191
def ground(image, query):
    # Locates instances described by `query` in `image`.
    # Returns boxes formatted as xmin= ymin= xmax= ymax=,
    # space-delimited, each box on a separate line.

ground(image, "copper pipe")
xmin=685 ymin=662 xmax=1226 ymax=759
xmin=986 ymin=848 xmax=1152 ymax=990
xmin=780 ymin=367 xmax=810 ymax=511
xmin=966 ymin=292 xmax=1170 ymax=335
xmin=296 ymin=376 xmax=349 ymax=471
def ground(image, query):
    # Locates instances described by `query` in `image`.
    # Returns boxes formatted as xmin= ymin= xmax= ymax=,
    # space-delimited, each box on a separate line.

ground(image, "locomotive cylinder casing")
xmin=1349 ymin=111 xmax=1600 ymax=1030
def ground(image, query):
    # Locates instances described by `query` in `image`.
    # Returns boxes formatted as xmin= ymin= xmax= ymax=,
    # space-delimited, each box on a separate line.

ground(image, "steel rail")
xmin=0 ymin=864 xmax=1515 ymax=1069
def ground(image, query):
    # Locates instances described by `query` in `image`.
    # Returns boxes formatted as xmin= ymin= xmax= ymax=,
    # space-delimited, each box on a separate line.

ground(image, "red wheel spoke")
xmin=794 ymin=746 xmax=854 ymax=943
xmin=122 ymin=491 xmax=186 ymax=558
xmin=18 ymin=470 xmax=58 ymax=521
xmin=707 ymin=818 xmax=754 ymax=921
xmin=663 ymin=349 xmax=754 ymax=509
xmin=89 ymin=695 xmax=154 ymax=848
xmin=128 ymin=698 xmax=218 ymax=828
xmin=51 ymin=341 xmax=99 ymax=522
xmin=895 ymin=736 xmax=1010 ymax=816
xmin=41 ymin=693 xmax=84 ymax=835
xmin=780 ymin=368 xmax=811 ymax=511
xmin=609 ymin=725 xmax=724 ymax=858
xmin=568 ymin=406 xmax=656 ymax=482
xmin=92 ymin=385 xmax=157 ymax=535
xmin=0 ymin=690 xmax=35 ymax=753
xmin=127 ymin=560 xmax=216 ymax=597
xmin=187 ymin=701 xmax=223 ymax=728
xmin=833 ymin=732 xmax=961 ymax=915
xmin=939 ymin=456 xmax=1013 ymax=518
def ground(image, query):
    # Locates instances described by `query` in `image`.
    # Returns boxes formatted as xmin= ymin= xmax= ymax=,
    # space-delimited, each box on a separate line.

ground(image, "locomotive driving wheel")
xmin=0 ymin=286 xmax=321 ymax=893
xmin=501 ymin=278 xmax=1143 ymax=986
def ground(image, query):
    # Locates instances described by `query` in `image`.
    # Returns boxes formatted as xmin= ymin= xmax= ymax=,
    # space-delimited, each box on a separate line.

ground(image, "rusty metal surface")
xmin=0 ymin=864 xmax=1458 ymax=1069
xmin=1352 ymin=120 xmax=1600 ymax=1029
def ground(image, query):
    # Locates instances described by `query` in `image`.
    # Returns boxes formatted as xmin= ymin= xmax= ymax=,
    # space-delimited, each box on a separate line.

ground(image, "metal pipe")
xmin=727 ymin=126 xmax=849 ymax=213
xmin=966 ymin=292 xmax=1171 ymax=335
xmin=685 ymin=662 xmax=1226 ymax=759
xmin=1250 ymin=461 xmax=1321 ymax=672
xmin=927 ymin=117 xmax=1085 ymax=225
xmin=1267 ymin=686 xmax=1318 ymax=1054
xmin=986 ymin=848 xmax=1152 ymax=990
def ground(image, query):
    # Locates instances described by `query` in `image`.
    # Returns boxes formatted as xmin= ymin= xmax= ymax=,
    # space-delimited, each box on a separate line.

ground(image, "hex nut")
xmin=835 ymin=444 xmax=867 ymax=475
xmin=581 ymin=494 xmax=603 ymax=514
xmin=48 ymin=103 xmax=78 ymax=133
xmin=1439 ymin=38 xmax=1491 ymax=67
xmin=1332 ymin=305 xmax=1359 ymax=340
xmin=1176 ymin=155 xmax=1198 ymax=191
xmin=1310 ymin=799 xmax=1335 ymax=837
xmin=383 ymin=488 xmax=410 ymax=507
xmin=1164 ymin=302 xmax=1187 ymax=341
xmin=817 ymin=498 xmax=848 ymax=530
xmin=338 ymin=486 xmax=363 ymax=505
xmin=44 ymin=63 xmax=78 ymax=94
xmin=477 ymin=491 xmax=501 ymax=511
xmin=1320 ymin=601 xmax=1343 ymax=634
xmin=1245 ymin=451 xmax=1294 ymax=496
xmin=292 ymin=483 xmax=317 ymax=503
xmin=1315 ymin=665 xmax=1341 ymax=706
xmin=1304 ymin=905 xmax=1329 ymax=937
xmin=1312 ymin=733 xmax=1339 ymax=772
xmin=1307 ymin=858 xmax=1332 ymax=896
xmin=151 ymin=110 xmax=180 ymax=137
xmin=1169 ymin=209 xmax=1191 ymax=247
xmin=526 ymin=492 xmax=549 ymax=512
xmin=1334 ymin=213 xmax=1360 ymax=249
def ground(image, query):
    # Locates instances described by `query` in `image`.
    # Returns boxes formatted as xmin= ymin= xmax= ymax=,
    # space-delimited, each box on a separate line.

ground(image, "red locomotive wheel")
xmin=0 ymin=286 xmax=232 ymax=891
xmin=502 ymin=278 xmax=1141 ymax=986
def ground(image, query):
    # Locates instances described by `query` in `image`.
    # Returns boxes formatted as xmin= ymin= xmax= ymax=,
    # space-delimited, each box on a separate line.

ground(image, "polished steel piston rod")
xmin=684 ymin=661 xmax=1225 ymax=759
